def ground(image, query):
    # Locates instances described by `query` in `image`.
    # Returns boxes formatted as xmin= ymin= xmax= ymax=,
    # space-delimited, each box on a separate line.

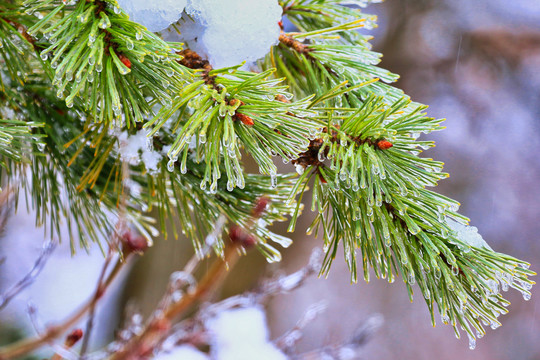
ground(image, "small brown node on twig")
xmin=228 ymin=99 xmax=244 ymax=107
xmin=252 ymin=197 xmax=270 ymax=218
xmin=279 ymin=33 xmax=311 ymax=54
xmin=293 ymin=138 xmax=325 ymax=168
xmin=229 ymin=224 xmax=257 ymax=249
xmin=65 ymin=329 xmax=83 ymax=347
xmin=275 ymin=94 xmax=291 ymax=103
xmin=121 ymin=230 xmax=149 ymax=255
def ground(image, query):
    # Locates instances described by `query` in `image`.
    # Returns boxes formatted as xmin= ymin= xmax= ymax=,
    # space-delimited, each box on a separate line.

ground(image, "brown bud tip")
xmin=119 ymin=54 xmax=132 ymax=69
xmin=234 ymin=113 xmax=254 ymax=126
xmin=229 ymin=224 xmax=257 ymax=249
xmin=65 ymin=329 xmax=83 ymax=347
xmin=253 ymin=197 xmax=270 ymax=218
xmin=229 ymin=99 xmax=245 ymax=107
xmin=122 ymin=231 xmax=149 ymax=254
xmin=377 ymin=140 xmax=393 ymax=150
xmin=151 ymin=317 xmax=171 ymax=333
xmin=275 ymin=94 xmax=291 ymax=103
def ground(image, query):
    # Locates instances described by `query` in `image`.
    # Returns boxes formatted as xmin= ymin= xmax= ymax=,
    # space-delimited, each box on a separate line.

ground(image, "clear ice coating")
xmin=162 ymin=0 xmax=282 ymax=68
xmin=117 ymin=0 xmax=188 ymax=32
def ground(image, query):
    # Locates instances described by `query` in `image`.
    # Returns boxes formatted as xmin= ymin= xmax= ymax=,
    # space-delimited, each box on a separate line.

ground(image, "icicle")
xmin=468 ymin=334 xmax=476 ymax=350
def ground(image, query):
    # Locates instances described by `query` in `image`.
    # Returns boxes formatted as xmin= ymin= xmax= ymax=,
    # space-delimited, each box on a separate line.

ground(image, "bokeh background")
xmin=1 ymin=1 xmax=539 ymax=359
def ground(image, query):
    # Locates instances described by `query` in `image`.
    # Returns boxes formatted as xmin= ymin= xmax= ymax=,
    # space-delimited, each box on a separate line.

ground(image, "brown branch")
xmin=4 ymin=19 xmax=35 ymax=45
xmin=109 ymin=242 xmax=243 ymax=360
xmin=110 ymin=199 xmax=268 ymax=359
xmin=279 ymin=32 xmax=311 ymax=54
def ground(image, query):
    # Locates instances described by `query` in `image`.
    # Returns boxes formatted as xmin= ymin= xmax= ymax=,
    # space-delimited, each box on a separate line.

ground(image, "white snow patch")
xmin=206 ymin=306 xmax=287 ymax=360
xmin=117 ymin=0 xmax=188 ymax=32
xmin=163 ymin=0 xmax=283 ymax=68
xmin=118 ymin=129 xmax=162 ymax=173
xmin=155 ymin=345 xmax=209 ymax=360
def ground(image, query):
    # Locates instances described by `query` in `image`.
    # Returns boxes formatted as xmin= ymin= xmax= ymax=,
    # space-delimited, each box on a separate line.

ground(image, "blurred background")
xmin=1 ymin=0 xmax=539 ymax=359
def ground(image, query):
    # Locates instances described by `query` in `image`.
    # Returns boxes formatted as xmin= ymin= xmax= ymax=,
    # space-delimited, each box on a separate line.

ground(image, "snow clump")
xmin=119 ymin=0 xmax=283 ymax=68
xmin=117 ymin=0 xmax=188 ymax=32
xmin=117 ymin=129 xmax=161 ymax=173
xmin=206 ymin=306 xmax=287 ymax=360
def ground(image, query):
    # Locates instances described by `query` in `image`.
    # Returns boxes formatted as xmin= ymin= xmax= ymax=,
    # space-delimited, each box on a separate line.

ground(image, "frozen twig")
xmin=294 ymin=314 xmax=384 ymax=360
xmin=0 ymin=241 xmax=56 ymax=311
xmin=275 ymin=300 xmax=328 ymax=353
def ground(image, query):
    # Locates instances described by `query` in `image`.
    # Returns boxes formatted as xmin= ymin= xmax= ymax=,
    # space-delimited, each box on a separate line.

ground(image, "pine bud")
xmin=252 ymin=196 xmax=270 ymax=218
xmin=234 ymin=113 xmax=254 ymax=126
xmin=118 ymin=54 xmax=132 ymax=69
xmin=65 ymin=329 xmax=83 ymax=347
xmin=229 ymin=224 xmax=257 ymax=249
xmin=121 ymin=230 xmax=148 ymax=254
xmin=376 ymin=140 xmax=393 ymax=150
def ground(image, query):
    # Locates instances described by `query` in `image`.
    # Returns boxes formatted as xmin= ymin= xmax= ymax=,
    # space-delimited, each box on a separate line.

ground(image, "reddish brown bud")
xmin=229 ymin=224 xmax=257 ymax=249
xmin=119 ymin=54 xmax=132 ymax=69
xmin=376 ymin=140 xmax=393 ymax=150
xmin=234 ymin=113 xmax=254 ymax=126
xmin=252 ymin=197 xmax=270 ymax=218
xmin=65 ymin=329 xmax=83 ymax=347
xmin=275 ymin=94 xmax=291 ymax=103
xmin=122 ymin=231 xmax=148 ymax=254
xmin=150 ymin=317 xmax=171 ymax=333
xmin=229 ymin=99 xmax=245 ymax=107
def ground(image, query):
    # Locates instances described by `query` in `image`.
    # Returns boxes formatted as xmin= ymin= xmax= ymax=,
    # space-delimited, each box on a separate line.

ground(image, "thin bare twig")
xmin=78 ymin=250 xmax=115 ymax=356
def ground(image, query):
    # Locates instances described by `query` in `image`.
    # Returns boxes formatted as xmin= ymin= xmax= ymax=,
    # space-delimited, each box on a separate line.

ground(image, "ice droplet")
xmin=468 ymin=335 xmax=476 ymax=350
xmin=270 ymin=174 xmax=277 ymax=189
